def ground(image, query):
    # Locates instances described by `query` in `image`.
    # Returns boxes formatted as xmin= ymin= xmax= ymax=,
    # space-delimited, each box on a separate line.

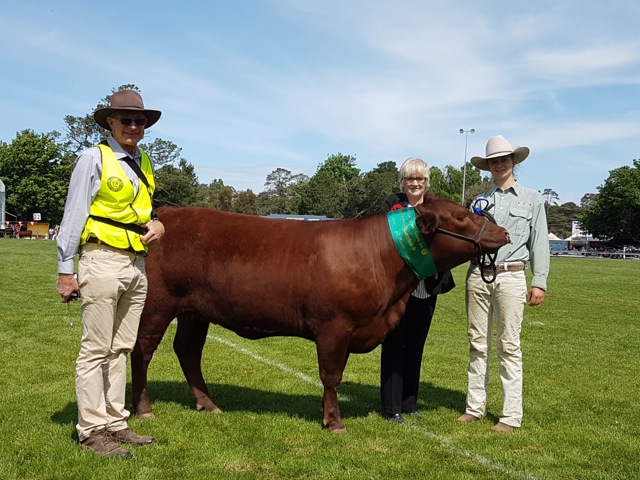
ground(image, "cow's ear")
xmin=416 ymin=210 xmax=438 ymax=235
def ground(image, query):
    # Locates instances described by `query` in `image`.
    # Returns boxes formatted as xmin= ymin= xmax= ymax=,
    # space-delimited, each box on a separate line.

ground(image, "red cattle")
xmin=131 ymin=194 xmax=509 ymax=432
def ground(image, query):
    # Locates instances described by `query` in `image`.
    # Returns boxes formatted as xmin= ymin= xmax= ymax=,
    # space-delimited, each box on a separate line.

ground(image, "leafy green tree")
xmin=299 ymin=153 xmax=360 ymax=218
xmin=143 ymin=138 xmax=183 ymax=167
xmin=194 ymin=179 xmax=226 ymax=210
xmin=429 ymin=163 xmax=485 ymax=205
xmin=349 ymin=161 xmax=398 ymax=217
xmin=541 ymin=188 xmax=560 ymax=206
xmin=233 ymin=190 xmax=259 ymax=215
xmin=580 ymin=193 xmax=598 ymax=208
xmin=580 ymin=160 xmax=640 ymax=241
xmin=153 ymin=158 xmax=200 ymax=207
xmin=0 ymin=130 xmax=72 ymax=224
xmin=218 ymin=185 xmax=235 ymax=211
xmin=259 ymin=168 xmax=308 ymax=215
xmin=540 ymin=188 xmax=560 ymax=214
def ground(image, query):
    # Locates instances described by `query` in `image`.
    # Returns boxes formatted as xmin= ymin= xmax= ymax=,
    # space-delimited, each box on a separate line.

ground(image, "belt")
xmin=486 ymin=262 xmax=527 ymax=272
xmin=84 ymin=237 xmax=145 ymax=255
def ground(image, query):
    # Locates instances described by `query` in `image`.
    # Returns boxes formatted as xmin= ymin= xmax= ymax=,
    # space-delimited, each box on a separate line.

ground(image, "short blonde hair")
xmin=398 ymin=157 xmax=430 ymax=189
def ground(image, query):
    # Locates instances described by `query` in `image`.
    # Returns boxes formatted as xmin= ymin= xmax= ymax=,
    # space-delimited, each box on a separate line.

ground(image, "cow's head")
xmin=414 ymin=193 xmax=510 ymax=273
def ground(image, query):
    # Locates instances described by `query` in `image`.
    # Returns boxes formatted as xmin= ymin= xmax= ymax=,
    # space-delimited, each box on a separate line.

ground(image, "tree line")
xmin=1 ymin=85 xmax=638 ymax=243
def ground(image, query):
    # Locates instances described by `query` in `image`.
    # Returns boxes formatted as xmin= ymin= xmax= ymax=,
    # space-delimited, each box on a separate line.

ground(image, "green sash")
xmin=387 ymin=208 xmax=437 ymax=280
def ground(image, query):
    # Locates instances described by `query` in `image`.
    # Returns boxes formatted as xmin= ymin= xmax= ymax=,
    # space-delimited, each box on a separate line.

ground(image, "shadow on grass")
xmin=51 ymin=379 xmax=468 ymax=430
xmin=132 ymin=379 xmax=464 ymax=419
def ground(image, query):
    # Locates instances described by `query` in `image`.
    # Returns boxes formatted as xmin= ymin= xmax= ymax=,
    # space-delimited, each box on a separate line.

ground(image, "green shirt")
xmin=474 ymin=181 xmax=550 ymax=291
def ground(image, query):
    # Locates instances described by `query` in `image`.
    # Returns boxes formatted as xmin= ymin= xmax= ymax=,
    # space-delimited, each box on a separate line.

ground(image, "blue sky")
xmin=1 ymin=0 xmax=639 ymax=205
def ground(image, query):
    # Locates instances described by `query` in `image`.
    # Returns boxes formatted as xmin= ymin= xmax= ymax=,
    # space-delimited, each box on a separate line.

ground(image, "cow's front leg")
xmin=174 ymin=314 xmax=222 ymax=413
xmin=316 ymin=331 xmax=351 ymax=433
xmin=131 ymin=310 xmax=175 ymax=418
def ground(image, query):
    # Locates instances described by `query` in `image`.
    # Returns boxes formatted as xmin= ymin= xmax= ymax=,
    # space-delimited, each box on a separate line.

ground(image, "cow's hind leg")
xmin=316 ymin=331 xmax=351 ymax=433
xmin=174 ymin=314 xmax=222 ymax=413
xmin=131 ymin=310 xmax=175 ymax=419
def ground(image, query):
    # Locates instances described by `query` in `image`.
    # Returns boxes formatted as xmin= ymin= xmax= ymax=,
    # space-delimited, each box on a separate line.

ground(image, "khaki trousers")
xmin=75 ymin=244 xmax=147 ymax=441
xmin=464 ymin=268 xmax=527 ymax=427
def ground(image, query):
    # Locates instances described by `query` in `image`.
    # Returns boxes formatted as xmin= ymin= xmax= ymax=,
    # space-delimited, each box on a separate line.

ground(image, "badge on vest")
xmin=107 ymin=176 xmax=124 ymax=192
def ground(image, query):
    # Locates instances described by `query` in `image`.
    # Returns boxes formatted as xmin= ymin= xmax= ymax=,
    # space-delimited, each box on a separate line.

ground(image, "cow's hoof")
xmin=196 ymin=403 xmax=223 ymax=414
xmin=136 ymin=411 xmax=155 ymax=420
xmin=323 ymin=421 xmax=347 ymax=434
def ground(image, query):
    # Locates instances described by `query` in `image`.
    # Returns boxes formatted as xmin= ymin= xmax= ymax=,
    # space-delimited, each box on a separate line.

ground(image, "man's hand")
xmin=140 ymin=219 xmax=165 ymax=245
xmin=528 ymin=286 xmax=545 ymax=306
xmin=57 ymin=273 xmax=79 ymax=303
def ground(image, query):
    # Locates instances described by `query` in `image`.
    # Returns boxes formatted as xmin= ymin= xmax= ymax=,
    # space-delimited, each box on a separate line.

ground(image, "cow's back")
xmin=145 ymin=207 xmax=405 ymax=343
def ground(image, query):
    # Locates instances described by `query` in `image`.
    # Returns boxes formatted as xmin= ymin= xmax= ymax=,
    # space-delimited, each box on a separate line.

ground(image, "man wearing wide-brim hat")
xmin=56 ymin=90 xmax=165 ymax=458
xmin=457 ymin=134 xmax=549 ymax=434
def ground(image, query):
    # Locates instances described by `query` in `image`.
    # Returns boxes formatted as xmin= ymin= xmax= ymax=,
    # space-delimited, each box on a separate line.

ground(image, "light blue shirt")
xmin=474 ymin=181 xmax=549 ymax=291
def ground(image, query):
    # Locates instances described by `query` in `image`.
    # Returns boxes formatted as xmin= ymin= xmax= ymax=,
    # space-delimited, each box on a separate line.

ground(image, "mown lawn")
xmin=0 ymin=238 xmax=638 ymax=480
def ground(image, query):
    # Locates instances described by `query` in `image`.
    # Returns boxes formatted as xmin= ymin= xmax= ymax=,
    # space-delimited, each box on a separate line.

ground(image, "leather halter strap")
xmin=414 ymin=204 xmax=499 ymax=284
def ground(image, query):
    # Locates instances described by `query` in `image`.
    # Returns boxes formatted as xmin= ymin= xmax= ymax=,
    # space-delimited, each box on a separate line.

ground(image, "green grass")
xmin=1 ymin=238 xmax=639 ymax=480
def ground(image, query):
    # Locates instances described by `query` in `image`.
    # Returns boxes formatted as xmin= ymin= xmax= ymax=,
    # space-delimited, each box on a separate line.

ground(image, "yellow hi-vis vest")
xmin=80 ymin=144 xmax=155 ymax=252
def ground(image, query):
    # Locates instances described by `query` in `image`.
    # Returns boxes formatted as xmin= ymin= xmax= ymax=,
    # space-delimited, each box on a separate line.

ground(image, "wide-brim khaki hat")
xmin=93 ymin=90 xmax=162 ymax=131
xmin=470 ymin=135 xmax=529 ymax=171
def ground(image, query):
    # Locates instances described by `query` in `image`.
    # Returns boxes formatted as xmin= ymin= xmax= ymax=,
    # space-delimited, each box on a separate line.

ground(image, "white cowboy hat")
xmin=470 ymin=135 xmax=530 ymax=171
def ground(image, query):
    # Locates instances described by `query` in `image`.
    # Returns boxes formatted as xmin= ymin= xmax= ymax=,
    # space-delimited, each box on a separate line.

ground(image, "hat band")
xmin=487 ymin=150 xmax=513 ymax=158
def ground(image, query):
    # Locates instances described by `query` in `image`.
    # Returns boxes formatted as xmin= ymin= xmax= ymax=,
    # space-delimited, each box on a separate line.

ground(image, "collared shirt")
xmin=56 ymin=136 xmax=149 ymax=274
xmin=474 ymin=181 xmax=549 ymax=291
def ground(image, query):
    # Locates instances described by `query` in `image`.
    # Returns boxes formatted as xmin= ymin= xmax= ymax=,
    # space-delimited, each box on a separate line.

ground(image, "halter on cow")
xmin=420 ymin=198 xmax=505 ymax=283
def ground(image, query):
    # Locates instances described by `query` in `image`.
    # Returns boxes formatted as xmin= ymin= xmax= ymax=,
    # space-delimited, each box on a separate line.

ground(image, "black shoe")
xmin=382 ymin=413 xmax=406 ymax=424
xmin=403 ymin=411 xmax=422 ymax=418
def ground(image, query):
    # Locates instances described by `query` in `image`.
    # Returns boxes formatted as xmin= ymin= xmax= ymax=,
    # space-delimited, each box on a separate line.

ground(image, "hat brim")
xmin=94 ymin=107 xmax=162 ymax=131
xmin=470 ymin=146 xmax=530 ymax=171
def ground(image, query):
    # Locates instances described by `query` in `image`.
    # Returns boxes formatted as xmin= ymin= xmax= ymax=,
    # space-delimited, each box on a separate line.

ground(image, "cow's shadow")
xmin=51 ymin=380 xmax=467 ymax=429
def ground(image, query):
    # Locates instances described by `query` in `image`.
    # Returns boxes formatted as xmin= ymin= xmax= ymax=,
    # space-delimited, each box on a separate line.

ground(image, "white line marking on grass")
xmin=208 ymin=334 xmax=351 ymax=401
xmin=208 ymin=333 xmax=541 ymax=480
xmin=406 ymin=423 xmax=542 ymax=480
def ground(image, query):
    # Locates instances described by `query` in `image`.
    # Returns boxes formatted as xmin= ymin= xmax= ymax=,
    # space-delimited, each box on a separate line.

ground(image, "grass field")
xmin=0 ymin=238 xmax=639 ymax=480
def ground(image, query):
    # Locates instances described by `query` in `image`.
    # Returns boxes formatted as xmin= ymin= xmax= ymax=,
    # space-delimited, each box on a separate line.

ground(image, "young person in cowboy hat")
xmin=56 ymin=90 xmax=165 ymax=457
xmin=457 ymin=135 xmax=549 ymax=433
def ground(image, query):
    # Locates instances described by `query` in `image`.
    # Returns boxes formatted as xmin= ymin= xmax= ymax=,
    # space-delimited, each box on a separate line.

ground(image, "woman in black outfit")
xmin=380 ymin=157 xmax=455 ymax=424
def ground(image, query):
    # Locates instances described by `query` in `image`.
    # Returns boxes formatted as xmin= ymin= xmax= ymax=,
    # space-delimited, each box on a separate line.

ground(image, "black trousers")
xmin=380 ymin=294 xmax=438 ymax=415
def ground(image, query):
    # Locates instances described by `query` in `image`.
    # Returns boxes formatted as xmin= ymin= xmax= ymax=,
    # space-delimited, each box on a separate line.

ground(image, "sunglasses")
xmin=111 ymin=116 xmax=147 ymax=126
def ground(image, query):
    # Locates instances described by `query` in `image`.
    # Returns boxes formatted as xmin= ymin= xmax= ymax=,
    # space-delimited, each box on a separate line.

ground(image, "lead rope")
xmin=471 ymin=198 xmax=498 ymax=283
xmin=477 ymin=209 xmax=498 ymax=283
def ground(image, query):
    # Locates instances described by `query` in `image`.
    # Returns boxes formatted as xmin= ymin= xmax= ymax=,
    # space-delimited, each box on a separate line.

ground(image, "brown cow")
xmin=131 ymin=194 xmax=509 ymax=432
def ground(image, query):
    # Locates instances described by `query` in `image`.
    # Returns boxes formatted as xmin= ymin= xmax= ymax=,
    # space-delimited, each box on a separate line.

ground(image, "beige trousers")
xmin=464 ymin=268 xmax=527 ymax=427
xmin=75 ymin=244 xmax=147 ymax=441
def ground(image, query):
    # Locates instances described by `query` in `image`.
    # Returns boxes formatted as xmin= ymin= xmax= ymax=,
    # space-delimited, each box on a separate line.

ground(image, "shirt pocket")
xmin=507 ymin=205 xmax=533 ymax=237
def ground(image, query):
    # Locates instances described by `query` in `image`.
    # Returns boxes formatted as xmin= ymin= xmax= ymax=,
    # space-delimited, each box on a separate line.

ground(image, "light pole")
xmin=459 ymin=128 xmax=475 ymax=206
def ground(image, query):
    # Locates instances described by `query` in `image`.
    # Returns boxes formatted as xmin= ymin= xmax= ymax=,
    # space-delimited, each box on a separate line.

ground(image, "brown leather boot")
xmin=457 ymin=413 xmax=480 ymax=423
xmin=108 ymin=427 xmax=156 ymax=445
xmin=80 ymin=429 xmax=133 ymax=458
